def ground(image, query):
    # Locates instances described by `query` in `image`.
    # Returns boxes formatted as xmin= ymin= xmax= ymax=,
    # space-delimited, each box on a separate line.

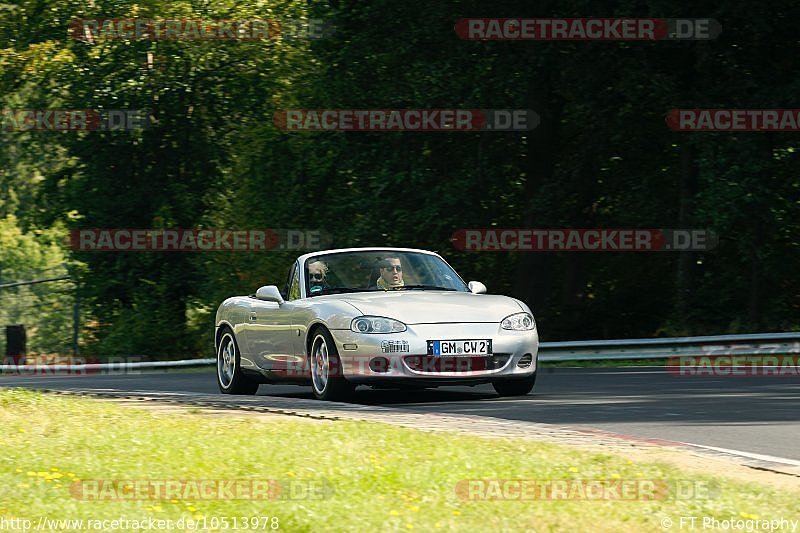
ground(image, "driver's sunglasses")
xmin=309 ymin=273 xmax=325 ymax=281
xmin=382 ymin=265 xmax=402 ymax=272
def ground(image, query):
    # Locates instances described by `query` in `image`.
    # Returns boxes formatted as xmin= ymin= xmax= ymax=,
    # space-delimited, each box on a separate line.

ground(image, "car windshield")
xmin=303 ymin=250 xmax=469 ymax=297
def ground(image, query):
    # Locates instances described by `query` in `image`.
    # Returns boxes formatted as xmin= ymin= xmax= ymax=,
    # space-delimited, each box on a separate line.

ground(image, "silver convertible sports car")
xmin=214 ymin=247 xmax=539 ymax=400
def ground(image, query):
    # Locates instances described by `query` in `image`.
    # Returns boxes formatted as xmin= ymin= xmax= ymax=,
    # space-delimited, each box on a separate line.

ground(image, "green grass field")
xmin=0 ymin=389 xmax=797 ymax=532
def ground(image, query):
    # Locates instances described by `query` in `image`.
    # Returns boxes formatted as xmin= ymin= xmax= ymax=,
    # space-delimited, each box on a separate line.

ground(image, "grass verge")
xmin=0 ymin=389 xmax=797 ymax=532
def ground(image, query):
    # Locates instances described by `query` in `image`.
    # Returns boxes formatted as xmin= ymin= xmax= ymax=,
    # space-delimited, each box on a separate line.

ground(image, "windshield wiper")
xmin=395 ymin=285 xmax=458 ymax=291
xmin=311 ymin=287 xmax=368 ymax=295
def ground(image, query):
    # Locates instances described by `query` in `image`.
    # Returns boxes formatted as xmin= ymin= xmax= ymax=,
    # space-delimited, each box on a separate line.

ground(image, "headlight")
xmin=501 ymin=312 xmax=535 ymax=331
xmin=351 ymin=316 xmax=407 ymax=334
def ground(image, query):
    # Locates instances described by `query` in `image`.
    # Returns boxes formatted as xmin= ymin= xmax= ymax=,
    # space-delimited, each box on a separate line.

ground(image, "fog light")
xmin=369 ymin=357 xmax=389 ymax=373
xmin=517 ymin=353 xmax=533 ymax=368
xmin=487 ymin=354 xmax=511 ymax=370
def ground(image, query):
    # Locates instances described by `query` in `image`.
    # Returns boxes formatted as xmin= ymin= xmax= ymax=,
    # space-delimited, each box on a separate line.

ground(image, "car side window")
xmin=287 ymin=264 xmax=301 ymax=301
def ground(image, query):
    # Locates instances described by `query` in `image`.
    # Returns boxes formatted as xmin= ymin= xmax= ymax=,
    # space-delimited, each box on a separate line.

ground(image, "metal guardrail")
xmin=538 ymin=332 xmax=800 ymax=362
xmin=1 ymin=333 xmax=799 ymax=371
xmin=0 ymin=359 xmax=214 ymax=372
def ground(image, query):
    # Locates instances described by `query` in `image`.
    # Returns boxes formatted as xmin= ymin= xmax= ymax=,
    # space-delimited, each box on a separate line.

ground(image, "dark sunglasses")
xmin=309 ymin=273 xmax=325 ymax=281
xmin=382 ymin=265 xmax=402 ymax=272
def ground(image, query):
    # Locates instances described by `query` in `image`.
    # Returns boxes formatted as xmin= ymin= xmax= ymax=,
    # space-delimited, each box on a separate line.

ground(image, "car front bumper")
xmin=330 ymin=323 xmax=538 ymax=383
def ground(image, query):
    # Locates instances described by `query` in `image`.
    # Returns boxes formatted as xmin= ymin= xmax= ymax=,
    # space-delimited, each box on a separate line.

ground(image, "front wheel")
xmin=310 ymin=329 xmax=354 ymax=401
xmin=217 ymin=329 xmax=259 ymax=395
xmin=492 ymin=372 xmax=536 ymax=397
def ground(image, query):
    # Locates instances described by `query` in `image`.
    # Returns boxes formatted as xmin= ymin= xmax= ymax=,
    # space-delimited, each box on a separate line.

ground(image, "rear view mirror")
xmin=468 ymin=281 xmax=487 ymax=294
xmin=255 ymin=285 xmax=285 ymax=304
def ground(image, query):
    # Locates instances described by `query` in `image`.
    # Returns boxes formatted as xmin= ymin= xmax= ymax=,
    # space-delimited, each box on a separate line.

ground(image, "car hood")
xmin=341 ymin=291 xmax=524 ymax=324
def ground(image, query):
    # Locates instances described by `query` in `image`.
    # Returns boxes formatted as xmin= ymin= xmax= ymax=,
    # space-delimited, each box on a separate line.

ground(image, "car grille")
xmin=404 ymin=354 xmax=511 ymax=372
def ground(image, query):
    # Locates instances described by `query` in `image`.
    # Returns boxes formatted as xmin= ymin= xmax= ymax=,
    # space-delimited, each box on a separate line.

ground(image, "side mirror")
xmin=255 ymin=285 xmax=285 ymax=304
xmin=468 ymin=281 xmax=487 ymax=294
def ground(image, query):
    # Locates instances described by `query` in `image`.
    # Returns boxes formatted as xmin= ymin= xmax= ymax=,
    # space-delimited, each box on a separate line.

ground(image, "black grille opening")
xmin=517 ymin=353 xmax=533 ymax=368
xmin=369 ymin=357 xmax=390 ymax=373
xmin=404 ymin=354 xmax=511 ymax=372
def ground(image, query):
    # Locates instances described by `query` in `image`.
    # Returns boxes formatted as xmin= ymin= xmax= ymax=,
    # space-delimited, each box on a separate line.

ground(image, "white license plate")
xmin=427 ymin=339 xmax=492 ymax=356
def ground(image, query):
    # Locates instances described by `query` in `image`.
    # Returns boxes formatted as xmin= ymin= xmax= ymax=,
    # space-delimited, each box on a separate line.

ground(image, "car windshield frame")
xmin=301 ymin=250 xmax=470 ymax=298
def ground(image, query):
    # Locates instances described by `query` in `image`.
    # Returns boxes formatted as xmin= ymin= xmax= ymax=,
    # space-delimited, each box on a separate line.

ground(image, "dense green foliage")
xmin=1 ymin=1 xmax=798 ymax=356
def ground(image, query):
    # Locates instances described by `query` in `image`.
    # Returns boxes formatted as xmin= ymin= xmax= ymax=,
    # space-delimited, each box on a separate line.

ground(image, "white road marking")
xmin=680 ymin=442 xmax=800 ymax=467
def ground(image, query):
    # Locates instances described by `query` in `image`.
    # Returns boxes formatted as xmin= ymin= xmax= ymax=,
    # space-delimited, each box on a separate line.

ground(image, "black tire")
xmin=217 ymin=328 xmax=259 ymax=395
xmin=309 ymin=328 xmax=354 ymax=401
xmin=492 ymin=372 xmax=537 ymax=397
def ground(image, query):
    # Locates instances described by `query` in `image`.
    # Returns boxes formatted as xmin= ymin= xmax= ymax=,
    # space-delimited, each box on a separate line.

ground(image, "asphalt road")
xmin=2 ymin=367 xmax=798 ymax=462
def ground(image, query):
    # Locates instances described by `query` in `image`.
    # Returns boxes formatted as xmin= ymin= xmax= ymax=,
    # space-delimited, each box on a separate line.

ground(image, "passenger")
xmin=377 ymin=256 xmax=404 ymax=290
xmin=307 ymin=259 xmax=330 ymax=294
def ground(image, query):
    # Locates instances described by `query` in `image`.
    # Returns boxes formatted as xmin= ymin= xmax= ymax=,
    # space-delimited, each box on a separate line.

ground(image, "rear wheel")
xmin=492 ymin=372 xmax=536 ymax=396
xmin=310 ymin=328 xmax=353 ymax=401
xmin=217 ymin=328 xmax=259 ymax=395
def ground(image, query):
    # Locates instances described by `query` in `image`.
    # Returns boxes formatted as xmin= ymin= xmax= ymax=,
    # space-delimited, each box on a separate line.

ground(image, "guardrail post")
xmin=4 ymin=324 xmax=27 ymax=365
xmin=72 ymin=285 xmax=80 ymax=356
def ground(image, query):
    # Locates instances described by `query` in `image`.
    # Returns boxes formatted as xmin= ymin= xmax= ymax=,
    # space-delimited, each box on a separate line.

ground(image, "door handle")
xmin=249 ymin=312 xmax=257 ymax=321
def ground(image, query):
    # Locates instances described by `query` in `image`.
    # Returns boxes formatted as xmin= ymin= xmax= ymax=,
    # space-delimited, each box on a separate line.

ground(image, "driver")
xmin=377 ymin=256 xmax=404 ymax=290
xmin=307 ymin=259 xmax=330 ymax=294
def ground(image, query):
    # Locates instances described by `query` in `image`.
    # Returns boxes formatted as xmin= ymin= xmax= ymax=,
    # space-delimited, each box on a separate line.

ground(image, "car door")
xmin=246 ymin=263 xmax=301 ymax=371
